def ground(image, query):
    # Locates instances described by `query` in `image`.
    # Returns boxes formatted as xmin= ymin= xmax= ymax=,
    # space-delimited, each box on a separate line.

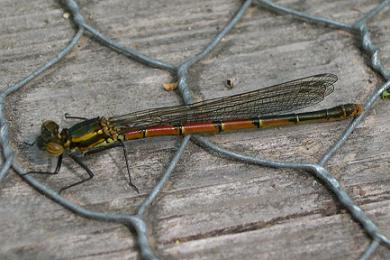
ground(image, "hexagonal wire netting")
xmin=1 ymin=0 xmax=389 ymax=259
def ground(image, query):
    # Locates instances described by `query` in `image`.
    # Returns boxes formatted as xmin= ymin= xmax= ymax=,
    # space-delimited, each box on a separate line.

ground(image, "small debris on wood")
xmin=163 ymin=82 xmax=178 ymax=91
xmin=63 ymin=12 xmax=70 ymax=19
xmin=224 ymin=78 xmax=238 ymax=89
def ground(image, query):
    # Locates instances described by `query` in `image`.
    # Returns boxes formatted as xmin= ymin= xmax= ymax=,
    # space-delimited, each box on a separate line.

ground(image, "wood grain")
xmin=0 ymin=0 xmax=389 ymax=259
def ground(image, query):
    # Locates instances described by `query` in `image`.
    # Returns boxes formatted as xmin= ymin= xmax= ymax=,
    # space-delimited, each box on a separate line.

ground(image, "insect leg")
xmin=64 ymin=113 xmax=88 ymax=121
xmin=58 ymin=154 xmax=94 ymax=193
xmin=118 ymin=140 xmax=139 ymax=193
xmin=23 ymin=154 xmax=63 ymax=176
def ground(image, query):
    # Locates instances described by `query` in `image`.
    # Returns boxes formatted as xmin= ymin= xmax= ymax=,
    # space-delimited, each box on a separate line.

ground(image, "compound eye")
xmin=46 ymin=142 xmax=64 ymax=156
xmin=41 ymin=121 xmax=59 ymax=138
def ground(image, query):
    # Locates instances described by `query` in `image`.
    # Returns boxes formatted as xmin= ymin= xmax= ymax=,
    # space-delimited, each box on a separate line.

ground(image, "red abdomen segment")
xmin=123 ymin=120 xmax=256 ymax=140
xmin=123 ymin=104 xmax=363 ymax=141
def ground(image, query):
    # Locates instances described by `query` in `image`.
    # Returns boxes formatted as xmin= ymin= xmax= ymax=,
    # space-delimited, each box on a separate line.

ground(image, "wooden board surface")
xmin=1 ymin=0 xmax=390 ymax=259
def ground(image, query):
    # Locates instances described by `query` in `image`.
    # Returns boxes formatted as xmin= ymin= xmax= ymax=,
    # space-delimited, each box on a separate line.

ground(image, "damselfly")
xmin=27 ymin=74 xmax=363 ymax=193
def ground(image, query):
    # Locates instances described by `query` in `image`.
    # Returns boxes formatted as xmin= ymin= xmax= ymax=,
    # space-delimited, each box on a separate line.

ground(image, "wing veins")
xmin=110 ymin=74 xmax=337 ymax=132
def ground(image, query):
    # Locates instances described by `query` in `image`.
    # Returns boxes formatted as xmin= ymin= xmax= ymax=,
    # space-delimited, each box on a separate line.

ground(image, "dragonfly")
xmin=27 ymin=73 xmax=363 ymax=193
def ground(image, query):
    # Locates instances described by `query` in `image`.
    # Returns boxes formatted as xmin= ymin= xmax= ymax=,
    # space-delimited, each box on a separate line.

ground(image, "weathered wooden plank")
xmin=162 ymin=201 xmax=390 ymax=259
xmin=0 ymin=0 xmax=389 ymax=259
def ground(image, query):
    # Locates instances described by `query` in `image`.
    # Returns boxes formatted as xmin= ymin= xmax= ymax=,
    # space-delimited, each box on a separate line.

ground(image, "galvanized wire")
xmin=1 ymin=0 xmax=389 ymax=259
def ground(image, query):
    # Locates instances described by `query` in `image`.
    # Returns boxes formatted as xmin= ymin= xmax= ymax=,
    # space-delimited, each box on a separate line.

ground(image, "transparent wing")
xmin=110 ymin=73 xmax=337 ymax=132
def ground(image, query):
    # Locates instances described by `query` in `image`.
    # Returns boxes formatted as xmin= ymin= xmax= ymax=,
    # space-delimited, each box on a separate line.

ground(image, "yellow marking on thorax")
xmin=63 ymin=140 xmax=72 ymax=149
xmin=71 ymin=130 xmax=100 ymax=143
xmin=75 ymin=138 xmax=107 ymax=152
xmin=341 ymin=105 xmax=347 ymax=118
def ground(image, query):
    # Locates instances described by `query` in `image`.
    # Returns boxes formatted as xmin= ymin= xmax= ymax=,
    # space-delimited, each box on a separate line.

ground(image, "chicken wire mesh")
xmin=0 ymin=0 xmax=389 ymax=259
